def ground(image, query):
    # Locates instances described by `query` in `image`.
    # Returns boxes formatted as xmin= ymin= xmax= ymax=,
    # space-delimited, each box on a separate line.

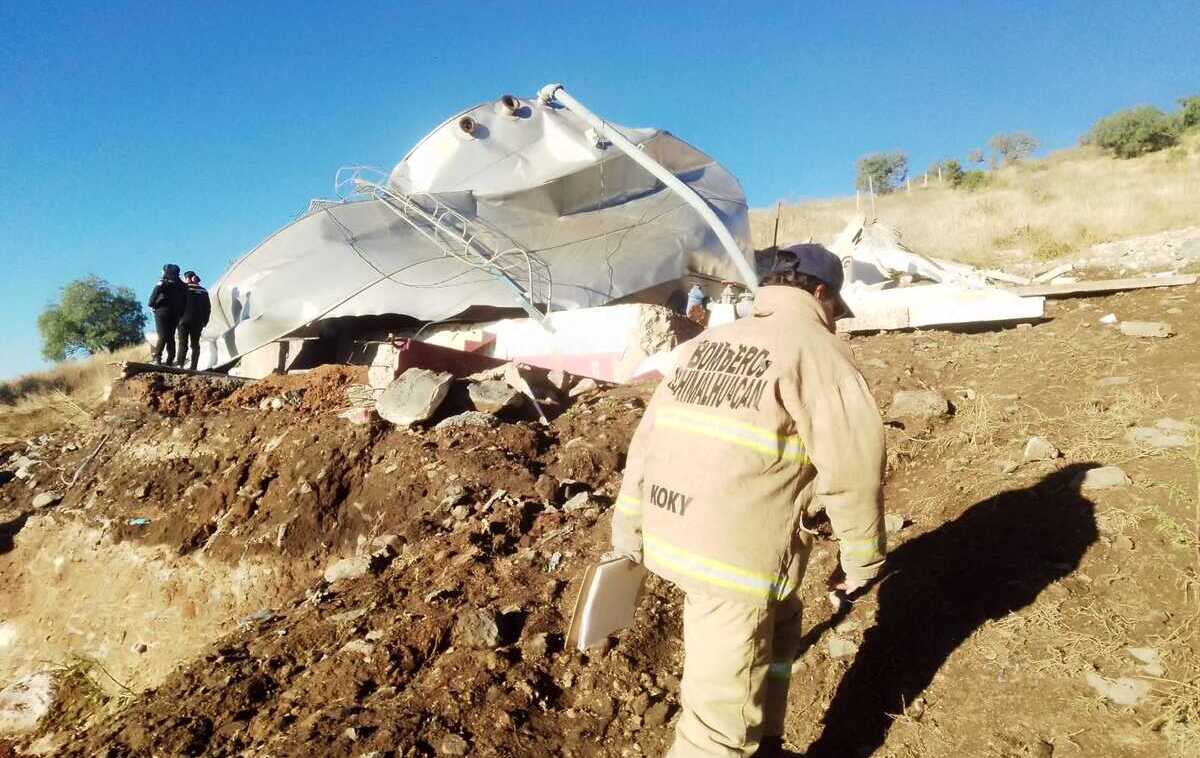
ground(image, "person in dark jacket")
xmin=148 ymin=264 xmax=187 ymax=365
xmin=176 ymin=271 xmax=211 ymax=370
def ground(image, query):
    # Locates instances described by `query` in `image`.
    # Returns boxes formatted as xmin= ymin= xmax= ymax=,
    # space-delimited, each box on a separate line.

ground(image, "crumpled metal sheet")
xmin=202 ymin=94 xmax=752 ymax=369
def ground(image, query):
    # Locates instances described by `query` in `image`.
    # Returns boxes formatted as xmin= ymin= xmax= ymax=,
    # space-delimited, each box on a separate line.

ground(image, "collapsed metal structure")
xmin=200 ymin=84 xmax=756 ymax=374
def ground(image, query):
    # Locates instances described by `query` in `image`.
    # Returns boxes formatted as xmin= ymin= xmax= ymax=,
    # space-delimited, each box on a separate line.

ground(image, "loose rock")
xmin=568 ymin=378 xmax=600 ymax=398
xmin=376 ymin=369 xmax=453 ymax=427
xmin=434 ymin=411 xmax=497 ymax=430
xmin=1023 ymin=436 xmax=1061 ymax=462
xmin=1084 ymin=672 xmax=1150 ymax=706
xmin=826 ymin=635 xmax=859 ymax=659
xmin=562 ymin=492 xmax=592 ymax=511
xmin=1118 ymin=321 xmax=1173 ymax=338
xmin=455 ymin=608 xmax=501 ymax=649
xmin=1074 ymin=466 xmax=1130 ymax=490
xmin=0 ymin=672 xmax=55 ymax=735
xmin=1124 ymin=427 xmax=1190 ymax=449
xmin=1155 ymin=417 xmax=1196 ymax=433
xmin=468 ymin=380 xmax=524 ymax=414
xmin=643 ymin=701 xmax=672 ymax=729
xmin=438 ymin=733 xmax=469 ymax=756
xmin=31 ymin=491 xmax=63 ymax=509
xmin=887 ymin=390 xmax=950 ymax=420
xmin=883 ymin=513 xmax=906 ymax=534
xmin=323 ymin=555 xmax=371 ymax=584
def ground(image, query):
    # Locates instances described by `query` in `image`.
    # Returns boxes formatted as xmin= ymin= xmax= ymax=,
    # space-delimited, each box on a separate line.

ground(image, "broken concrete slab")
xmin=1118 ymin=321 xmax=1173 ymax=338
xmin=468 ymin=380 xmax=524 ymax=414
xmin=1075 ymin=466 xmax=1130 ymax=490
xmin=568 ymin=378 xmax=601 ymax=398
xmin=376 ymin=369 xmax=453 ymax=427
xmin=1124 ymin=427 xmax=1191 ymax=449
xmin=1023 ymin=437 xmax=1061 ymax=462
xmin=887 ymin=390 xmax=950 ymax=420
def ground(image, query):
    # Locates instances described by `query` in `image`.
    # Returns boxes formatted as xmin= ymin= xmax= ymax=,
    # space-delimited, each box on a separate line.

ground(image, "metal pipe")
xmin=538 ymin=83 xmax=758 ymax=291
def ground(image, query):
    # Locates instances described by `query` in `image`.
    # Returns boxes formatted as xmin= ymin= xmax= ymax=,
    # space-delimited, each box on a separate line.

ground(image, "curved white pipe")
xmin=538 ymin=83 xmax=758 ymax=291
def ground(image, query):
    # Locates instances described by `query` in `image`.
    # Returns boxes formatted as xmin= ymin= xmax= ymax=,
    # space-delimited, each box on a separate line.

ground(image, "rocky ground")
xmin=1 ymin=283 xmax=1198 ymax=757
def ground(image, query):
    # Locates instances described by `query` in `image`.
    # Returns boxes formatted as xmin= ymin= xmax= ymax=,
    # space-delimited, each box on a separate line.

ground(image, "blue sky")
xmin=2 ymin=1 xmax=1197 ymax=379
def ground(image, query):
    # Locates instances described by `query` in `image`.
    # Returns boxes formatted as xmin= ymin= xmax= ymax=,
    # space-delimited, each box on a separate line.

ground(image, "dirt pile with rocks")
xmin=2 ymin=283 xmax=1199 ymax=757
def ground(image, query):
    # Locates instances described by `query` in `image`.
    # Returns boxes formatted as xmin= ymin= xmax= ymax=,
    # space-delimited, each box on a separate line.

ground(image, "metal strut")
xmin=336 ymin=167 xmax=555 ymax=331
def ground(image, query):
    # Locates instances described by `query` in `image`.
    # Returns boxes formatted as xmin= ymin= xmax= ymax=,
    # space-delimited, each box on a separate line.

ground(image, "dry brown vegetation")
xmin=0 ymin=344 xmax=147 ymax=438
xmin=751 ymin=134 xmax=1200 ymax=266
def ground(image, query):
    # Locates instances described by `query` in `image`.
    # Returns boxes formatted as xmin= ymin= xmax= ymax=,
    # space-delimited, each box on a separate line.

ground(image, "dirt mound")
xmin=223 ymin=365 xmax=367 ymax=415
xmin=3 ymin=284 xmax=1199 ymax=757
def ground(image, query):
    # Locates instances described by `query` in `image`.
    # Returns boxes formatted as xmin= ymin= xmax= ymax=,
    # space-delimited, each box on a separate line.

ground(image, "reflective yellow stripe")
xmin=644 ymin=532 xmax=792 ymax=601
xmin=767 ymin=661 xmax=793 ymax=680
xmin=657 ymin=406 xmax=807 ymax=464
xmin=616 ymin=494 xmax=641 ymax=517
xmin=841 ymin=535 xmax=885 ymax=562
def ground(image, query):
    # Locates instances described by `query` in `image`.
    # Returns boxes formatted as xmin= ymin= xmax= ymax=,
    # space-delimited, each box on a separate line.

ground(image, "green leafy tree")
xmin=855 ymin=151 xmax=908 ymax=194
xmin=1083 ymin=106 xmax=1178 ymax=158
xmin=930 ymin=158 xmax=965 ymax=187
xmin=37 ymin=276 xmax=146 ymax=361
xmin=1176 ymin=95 xmax=1200 ymax=131
xmin=989 ymin=132 xmax=1039 ymax=165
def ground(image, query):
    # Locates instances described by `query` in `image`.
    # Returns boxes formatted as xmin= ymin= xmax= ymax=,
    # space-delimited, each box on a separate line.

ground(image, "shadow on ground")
xmin=0 ymin=511 xmax=30 ymax=556
xmin=794 ymin=463 xmax=1099 ymax=758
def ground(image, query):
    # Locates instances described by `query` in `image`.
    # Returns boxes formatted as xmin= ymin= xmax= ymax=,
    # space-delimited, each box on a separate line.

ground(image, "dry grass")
xmin=0 ymin=344 xmax=147 ymax=438
xmin=751 ymin=135 xmax=1200 ymax=267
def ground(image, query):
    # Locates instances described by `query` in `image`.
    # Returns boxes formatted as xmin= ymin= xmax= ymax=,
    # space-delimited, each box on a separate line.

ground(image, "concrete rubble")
xmin=467 ymin=380 xmax=524 ymax=414
xmin=1117 ymin=321 xmax=1173 ymax=338
xmin=375 ymin=369 xmax=453 ymax=427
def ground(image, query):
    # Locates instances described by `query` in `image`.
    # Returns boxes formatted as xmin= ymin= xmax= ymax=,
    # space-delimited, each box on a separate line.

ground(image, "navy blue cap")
xmin=767 ymin=243 xmax=854 ymax=318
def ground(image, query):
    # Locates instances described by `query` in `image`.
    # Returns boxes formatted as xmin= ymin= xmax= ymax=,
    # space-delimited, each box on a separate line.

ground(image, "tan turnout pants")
xmin=667 ymin=545 xmax=810 ymax=757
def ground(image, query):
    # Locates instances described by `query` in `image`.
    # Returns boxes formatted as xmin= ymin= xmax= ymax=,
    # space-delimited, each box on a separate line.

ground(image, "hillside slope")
xmin=751 ymin=135 xmax=1200 ymax=266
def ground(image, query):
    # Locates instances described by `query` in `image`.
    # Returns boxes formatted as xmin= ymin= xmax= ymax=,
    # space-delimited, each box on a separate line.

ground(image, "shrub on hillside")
xmin=927 ymin=159 xmax=965 ymax=187
xmin=855 ymin=151 xmax=908 ymax=194
xmin=958 ymin=170 xmax=989 ymax=191
xmin=38 ymin=276 xmax=146 ymax=361
xmin=1177 ymin=96 xmax=1200 ymax=131
xmin=1084 ymin=106 xmax=1179 ymax=158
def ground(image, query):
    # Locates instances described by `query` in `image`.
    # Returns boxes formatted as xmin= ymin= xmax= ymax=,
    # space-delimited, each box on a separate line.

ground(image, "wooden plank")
xmin=1013 ymin=274 xmax=1197 ymax=298
xmin=116 ymin=361 xmax=255 ymax=382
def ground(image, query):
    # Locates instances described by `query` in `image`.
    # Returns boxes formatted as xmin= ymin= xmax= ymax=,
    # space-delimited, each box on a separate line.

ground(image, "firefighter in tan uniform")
xmin=611 ymin=244 xmax=886 ymax=757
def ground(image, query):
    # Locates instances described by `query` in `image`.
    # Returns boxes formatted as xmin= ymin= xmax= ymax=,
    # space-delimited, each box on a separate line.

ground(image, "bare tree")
xmin=988 ymin=132 xmax=1039 ymax=166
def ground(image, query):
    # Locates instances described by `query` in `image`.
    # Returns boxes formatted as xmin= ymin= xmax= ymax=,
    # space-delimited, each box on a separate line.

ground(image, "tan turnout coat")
xmin=612 ymin=286 xmax=886 ymax=606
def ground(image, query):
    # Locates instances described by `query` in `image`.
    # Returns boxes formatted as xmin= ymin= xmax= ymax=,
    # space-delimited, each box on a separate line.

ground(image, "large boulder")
xmin=376 ymin=369 xmax=453 ymax=427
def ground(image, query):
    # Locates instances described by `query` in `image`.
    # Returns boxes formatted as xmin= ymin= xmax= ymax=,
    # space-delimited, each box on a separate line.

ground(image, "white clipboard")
xmin=566 ymin=556 xmax=648 ymax=652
